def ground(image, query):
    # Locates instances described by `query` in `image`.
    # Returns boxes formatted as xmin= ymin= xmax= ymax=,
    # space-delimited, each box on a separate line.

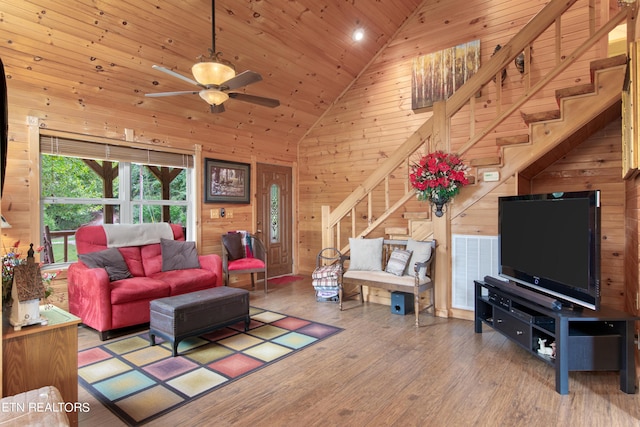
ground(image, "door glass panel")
xmin=270 ymin=184 xmax=280 ymax=243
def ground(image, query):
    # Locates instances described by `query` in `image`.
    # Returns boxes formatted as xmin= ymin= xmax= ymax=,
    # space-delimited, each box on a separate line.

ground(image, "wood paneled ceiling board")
xmin=0 ymin=0 xmax=423 ymax=145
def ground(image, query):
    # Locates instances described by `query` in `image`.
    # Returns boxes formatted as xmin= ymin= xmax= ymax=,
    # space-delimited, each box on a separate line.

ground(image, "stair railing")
xmin=322 ymin=0 xmax=635 ymax=253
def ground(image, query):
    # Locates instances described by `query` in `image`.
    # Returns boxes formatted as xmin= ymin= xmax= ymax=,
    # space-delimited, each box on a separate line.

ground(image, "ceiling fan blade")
xmin=211 ymin=104 xmax=225 ymax=114
xmin=228 ymin=92 xmax=280 ymax=108
xmin=222 ymin=70 xmax=263 ymax=90
xmin=152 ymin=65 xmax=200 ymax=87
xmin=145 ymin=91 xmax=200 ymax=97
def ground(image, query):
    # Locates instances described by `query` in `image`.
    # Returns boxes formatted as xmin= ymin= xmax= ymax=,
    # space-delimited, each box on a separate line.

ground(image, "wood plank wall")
xmin=2 ymin=0 xmax=633 ymax=314
xmin=298 ymin=0 xmax=605 ymax=270
xmin=454 ymin=119 xmax=627 ymax=311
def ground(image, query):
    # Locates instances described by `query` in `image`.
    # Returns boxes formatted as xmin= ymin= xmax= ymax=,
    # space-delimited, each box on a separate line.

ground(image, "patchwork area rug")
xmin=78 ymin=307 xmax=342 ymax=426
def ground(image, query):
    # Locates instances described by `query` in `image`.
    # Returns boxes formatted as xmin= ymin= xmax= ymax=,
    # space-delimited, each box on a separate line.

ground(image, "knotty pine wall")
xmin=454 ymin=119 xmax=627 ymax=312
xmin=297 ymin=0 xmax=635 ymax=314
xmin=298 ymin=0 xmax=607 ymax=264
xmin=2 ymin=0 xmax=632 ymax=315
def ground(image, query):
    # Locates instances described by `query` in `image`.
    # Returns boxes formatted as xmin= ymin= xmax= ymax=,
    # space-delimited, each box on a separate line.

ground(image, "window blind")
xmin=40 ymin=135 xmax=194 ymax=168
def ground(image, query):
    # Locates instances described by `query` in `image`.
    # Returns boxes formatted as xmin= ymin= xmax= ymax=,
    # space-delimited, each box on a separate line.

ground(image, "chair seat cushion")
xmin=228 ymin=258 xmax=265 ymax=271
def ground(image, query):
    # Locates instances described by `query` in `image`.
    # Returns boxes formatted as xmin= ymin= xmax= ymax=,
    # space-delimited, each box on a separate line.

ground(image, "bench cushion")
xmin=344 ymin=270 xmax=431 ymax=287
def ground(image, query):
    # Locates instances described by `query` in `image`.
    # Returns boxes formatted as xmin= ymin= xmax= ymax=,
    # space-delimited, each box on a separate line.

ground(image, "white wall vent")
xmin=452 ymin=234 xmax=498 ymax=311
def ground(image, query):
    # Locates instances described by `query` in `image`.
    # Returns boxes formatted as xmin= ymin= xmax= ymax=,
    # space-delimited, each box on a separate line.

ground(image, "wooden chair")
xmin=221 ymin=232 xmax=268 ymax=293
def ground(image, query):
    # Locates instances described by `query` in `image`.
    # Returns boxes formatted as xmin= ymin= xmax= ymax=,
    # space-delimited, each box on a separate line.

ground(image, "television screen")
xmin=498 ymin=190 xmax=600 ymax=310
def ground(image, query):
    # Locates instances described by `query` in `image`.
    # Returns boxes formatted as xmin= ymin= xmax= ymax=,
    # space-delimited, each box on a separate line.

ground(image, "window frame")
xmin=30 ymin=123 xmax=202 ymax=268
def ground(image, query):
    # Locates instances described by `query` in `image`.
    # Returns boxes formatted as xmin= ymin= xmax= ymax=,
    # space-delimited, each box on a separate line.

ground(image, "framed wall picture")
xmin=204 ymin=158 xmax=251 ymax=204
xmin=411 ymin=39 xmax=480 ymax=111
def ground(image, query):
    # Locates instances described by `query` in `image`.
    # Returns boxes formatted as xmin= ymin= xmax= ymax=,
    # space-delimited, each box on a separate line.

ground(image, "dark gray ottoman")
xmin=149 ymin=287 xmax=250 ymax=356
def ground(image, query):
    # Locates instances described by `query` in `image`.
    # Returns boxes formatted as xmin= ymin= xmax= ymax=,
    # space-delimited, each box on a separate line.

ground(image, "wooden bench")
xmin=340 ymin=239 xmax=436 ymax=326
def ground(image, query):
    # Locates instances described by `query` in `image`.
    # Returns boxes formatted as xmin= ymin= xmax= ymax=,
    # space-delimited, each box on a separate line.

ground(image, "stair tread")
xmin=470 ymin=156 xmax=501 ymax=167
xmin=521 ymin=110 xmax=561 ymax=124
xmin=590 ymin=54 xmax=627 ymax=72
xmin=555 ymin=83 xmax=595 ymax=101
xmin=403 ymin=212 xmax=429 ymax=219
xmin=496 ymin=134 xmax=529 ymax=146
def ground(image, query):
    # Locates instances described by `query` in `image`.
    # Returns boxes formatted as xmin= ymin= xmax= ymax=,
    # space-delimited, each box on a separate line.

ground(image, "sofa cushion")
xmin=110 ymin=276 xmax=170 ymax=305
xmin=223 ymin=232 xmax=245 ymax=260
xmin=161 ymin=238 xmax=201 ymax=272
xmin=140 ymin=244 xmax=163 ymax=276
xmin=385 ymin=249 xmax=412 ymax=276
xmin=348 ymin=237 xmax=383 ymax=271
xmin=405 ymin=239 xmax=433 ymax=281
xmin=118 ymin=246 xmax=145 ymax=277
xmin=150 ymin=269 xmax=218 ymax=295
xmin=79 ymin=248 xmax=133 ymax=282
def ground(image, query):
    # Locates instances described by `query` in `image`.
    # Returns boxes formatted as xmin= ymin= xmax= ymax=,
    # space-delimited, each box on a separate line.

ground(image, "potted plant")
xmin=409 ymin=151 xmax=469 ymax=217
xmin=2 ymin=241 xmax=59 ymax=309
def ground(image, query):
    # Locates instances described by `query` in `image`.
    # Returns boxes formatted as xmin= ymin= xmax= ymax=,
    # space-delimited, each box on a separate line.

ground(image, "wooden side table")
xmin=3 ymin=306 xmax=81 ymax=426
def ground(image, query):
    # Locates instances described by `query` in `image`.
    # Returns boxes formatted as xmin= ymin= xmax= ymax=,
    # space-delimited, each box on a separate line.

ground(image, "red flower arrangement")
xmin=409 ymin=151 xmax=469 ymax=203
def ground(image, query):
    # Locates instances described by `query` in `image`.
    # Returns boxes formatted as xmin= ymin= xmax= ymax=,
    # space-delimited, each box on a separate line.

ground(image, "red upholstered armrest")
xmin=198 ymin=253 xmax=223 ymax=287
xmin=67 ymin=261 xmax=113 ymax=330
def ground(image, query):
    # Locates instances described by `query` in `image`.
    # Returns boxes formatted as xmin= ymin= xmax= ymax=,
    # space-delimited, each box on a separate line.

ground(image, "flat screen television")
xmin=498 ymin=190 xmax=601 ymax=311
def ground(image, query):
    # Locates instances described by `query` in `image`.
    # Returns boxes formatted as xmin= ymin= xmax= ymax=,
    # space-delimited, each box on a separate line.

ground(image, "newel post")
xmin=431 ymin=101 xmax=452 ymax=318
xmin=321 ymin=205 xmax=334 ymax=252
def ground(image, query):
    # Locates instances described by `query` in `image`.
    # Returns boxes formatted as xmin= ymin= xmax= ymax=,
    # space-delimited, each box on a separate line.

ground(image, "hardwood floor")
xmin=77 ymin=279 xmax=640 ymax=426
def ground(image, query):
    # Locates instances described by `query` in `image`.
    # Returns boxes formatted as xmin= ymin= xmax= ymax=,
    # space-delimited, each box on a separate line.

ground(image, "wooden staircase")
xmin=459 ymin=55 xmax=628 ymax=171
xmin=450 ymin=57 xmax=627 ymax=219
xmin=322 ymin=0 xmax=637 ymax=254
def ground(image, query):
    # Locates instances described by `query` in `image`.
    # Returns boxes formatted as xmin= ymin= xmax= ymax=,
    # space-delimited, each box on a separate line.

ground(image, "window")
xmin=40 ymin=135 xmax=194 ymax=264
xmin=270 ymin=183 xmax=280 ymax=243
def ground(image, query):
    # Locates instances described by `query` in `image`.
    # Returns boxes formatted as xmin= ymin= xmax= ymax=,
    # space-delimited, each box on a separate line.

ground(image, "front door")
xmin=256 ymin=163 xmax=292 ymax=278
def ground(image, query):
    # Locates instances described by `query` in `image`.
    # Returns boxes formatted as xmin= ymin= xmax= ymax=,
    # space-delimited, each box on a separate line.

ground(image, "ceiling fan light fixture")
xmin=192 ymin=61 xmax=236 ymax=86
xmin=199 ymin=88 xmax=229 ymax=105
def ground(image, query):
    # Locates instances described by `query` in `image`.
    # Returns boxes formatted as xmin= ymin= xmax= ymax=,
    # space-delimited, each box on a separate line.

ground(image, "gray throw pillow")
xmin=385 ymin=249 xmax=412 ymax=276
xmin=222 ymin=232 xmax=245 ymax=261
xmin=161 ymin=238 xmax=201 ymax=271
xmin=348 ymin=237 xmax=383 ymax=271
xmin=79 ymin=248 xmax=133 ymax=282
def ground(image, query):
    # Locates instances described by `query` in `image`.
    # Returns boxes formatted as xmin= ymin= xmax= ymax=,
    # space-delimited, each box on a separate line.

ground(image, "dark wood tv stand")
xmin=474 ymin=280 xmax=638 ymax=395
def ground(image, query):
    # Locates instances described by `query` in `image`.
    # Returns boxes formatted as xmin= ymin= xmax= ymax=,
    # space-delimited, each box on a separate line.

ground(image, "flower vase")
xmin=432 ymin=197 xmax=449 ymax=217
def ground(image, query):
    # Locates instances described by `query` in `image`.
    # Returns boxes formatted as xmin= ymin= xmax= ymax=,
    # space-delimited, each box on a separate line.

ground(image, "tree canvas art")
xmin=411 ymin=40 xmax=480 ymax=110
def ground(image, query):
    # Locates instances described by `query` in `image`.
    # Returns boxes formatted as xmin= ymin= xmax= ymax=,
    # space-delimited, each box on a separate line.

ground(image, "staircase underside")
xmin=449 ymin=63 xmax=627 ymax=219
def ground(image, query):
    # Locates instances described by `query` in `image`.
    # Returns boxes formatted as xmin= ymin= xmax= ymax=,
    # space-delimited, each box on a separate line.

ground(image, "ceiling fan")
xmin=145 ymin=0 xmax=280 ymax=113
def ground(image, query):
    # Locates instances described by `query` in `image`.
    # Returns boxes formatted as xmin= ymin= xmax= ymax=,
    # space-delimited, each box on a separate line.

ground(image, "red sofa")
xmin=68 ymin=224 xmax=223 ymax=340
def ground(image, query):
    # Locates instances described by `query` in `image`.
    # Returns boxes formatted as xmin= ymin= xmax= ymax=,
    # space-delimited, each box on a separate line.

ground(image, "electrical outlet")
xmin=227 ymin=209 xmax=233 ymax=218
xmin=210 ymin=209 xmax=219 ymax=219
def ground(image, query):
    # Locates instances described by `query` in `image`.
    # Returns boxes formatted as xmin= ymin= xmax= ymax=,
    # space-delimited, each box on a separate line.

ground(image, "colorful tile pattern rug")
xmin=78 ymin=307 xmax=342 ymax=426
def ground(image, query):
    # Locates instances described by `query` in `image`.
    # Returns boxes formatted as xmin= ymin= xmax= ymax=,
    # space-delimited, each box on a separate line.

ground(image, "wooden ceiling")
xmin=0 ymin=0 xmax=424 ymax=144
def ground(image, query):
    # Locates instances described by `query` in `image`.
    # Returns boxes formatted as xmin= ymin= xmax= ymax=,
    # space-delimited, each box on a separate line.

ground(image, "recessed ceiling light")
xmin=353 ymin=28 xmax=364 ymax=42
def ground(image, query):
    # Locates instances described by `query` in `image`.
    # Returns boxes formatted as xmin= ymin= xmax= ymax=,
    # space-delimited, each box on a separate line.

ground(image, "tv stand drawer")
xmin=493 ymin=307 xmax=530 ymax=348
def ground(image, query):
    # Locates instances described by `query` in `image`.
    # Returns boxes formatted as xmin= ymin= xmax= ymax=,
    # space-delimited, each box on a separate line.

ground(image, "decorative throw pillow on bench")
xmin=385 ymin=249 xmax=413 ymax=276
xmin=405 ymin=238 xmax=432 ymax=281
xmin=348 ymin=237 xmax=383 ymax=271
